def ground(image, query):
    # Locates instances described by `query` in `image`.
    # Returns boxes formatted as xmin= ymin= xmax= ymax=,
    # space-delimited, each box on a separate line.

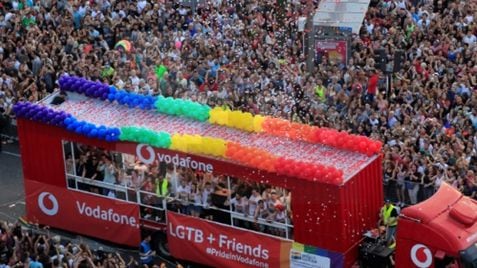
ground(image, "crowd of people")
xmin=0 ymin=0 xmax=475 ymax=216
xmin=1 ymin=0 xmax=477 ymax=266
xmin=64 ymin=142 xmax=293 ymax=239
xmin=0 ymin=221 xmax=144 ymax=268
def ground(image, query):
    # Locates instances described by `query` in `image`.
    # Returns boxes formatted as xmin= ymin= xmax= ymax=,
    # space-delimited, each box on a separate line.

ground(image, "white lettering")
xmin=112 ymin=213 xmax=120 ymax=223
xmin=157 ymin=152 xmax=165 ymax=162
xmin=75 ymin=201 xmax=138 ymax=228
xmin=168 ymin=224 xmax=203 ymax=243
xmin=172 ymin=155 xmax=180 ymax=165
xmin=136 ymin=144 xmax=215 ymax=172
xmin=218 ymin=234 xmax=269 ymax=260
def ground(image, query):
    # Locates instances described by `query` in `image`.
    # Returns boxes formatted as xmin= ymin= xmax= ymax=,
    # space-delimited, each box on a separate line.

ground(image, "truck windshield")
xmin=461 ymin=244 xmax=477 ymax=268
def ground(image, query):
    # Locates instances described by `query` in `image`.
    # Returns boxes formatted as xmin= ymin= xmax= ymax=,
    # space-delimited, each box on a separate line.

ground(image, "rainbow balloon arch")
xmin=12 ymin=76 xmax=383 ymax=185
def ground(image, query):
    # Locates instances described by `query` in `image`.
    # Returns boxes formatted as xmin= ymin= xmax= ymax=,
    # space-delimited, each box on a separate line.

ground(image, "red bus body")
xmin=17 ymin=117 xmax=382 ymax=267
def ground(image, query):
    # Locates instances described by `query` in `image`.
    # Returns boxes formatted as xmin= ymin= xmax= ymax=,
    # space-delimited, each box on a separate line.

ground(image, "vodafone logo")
xmin=410 ymin=244 xmax=432 ymax=268
xmin=38 ymin=192 xmax=59 ymax=216
xmin=136 ymin=144 xmax=155 ymax=165
xmin=135 ymin=144 xmax=214 ymax=173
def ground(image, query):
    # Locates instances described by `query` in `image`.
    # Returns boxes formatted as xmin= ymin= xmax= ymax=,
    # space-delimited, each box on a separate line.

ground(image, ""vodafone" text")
xmin=76 ymin=201 xmax=138 ymax=228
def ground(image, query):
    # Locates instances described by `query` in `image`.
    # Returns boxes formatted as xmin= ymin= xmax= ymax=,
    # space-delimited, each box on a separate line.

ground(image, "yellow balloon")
xmin=208 ymin=109 xmax=219 ymax=124
xmin=242 ymin=112 xmax=254 ymax=132
xmin=219 ymin=110 xmax=229 ymax=125
xmin=170 ymin=134 xmax=186 ymax=152
xmin=253 ymin=115 xmax=265 ymax=132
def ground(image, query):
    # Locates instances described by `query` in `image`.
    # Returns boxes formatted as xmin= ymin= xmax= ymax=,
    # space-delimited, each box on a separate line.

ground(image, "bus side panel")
xmin=17 ymin=119 xmax=68 ymax=188
xmin=289 ymin=157 xmax=382 ymax=257
xmin=339 ymin=156 xmax=383 ymax=266
xmin=292 ymin=179 xmax=343 ymax=252
xmin=18 ymin=119 xmax=117 ymax=187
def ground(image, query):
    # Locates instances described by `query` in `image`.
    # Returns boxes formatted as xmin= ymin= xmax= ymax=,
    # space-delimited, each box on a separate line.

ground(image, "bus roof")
xmin=41 ymin=91 xmax=375 ymax=182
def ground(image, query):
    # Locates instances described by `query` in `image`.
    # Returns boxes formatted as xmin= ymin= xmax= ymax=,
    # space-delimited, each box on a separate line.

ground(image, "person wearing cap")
xmin=379 ymin=199 xmax=399 ymax=244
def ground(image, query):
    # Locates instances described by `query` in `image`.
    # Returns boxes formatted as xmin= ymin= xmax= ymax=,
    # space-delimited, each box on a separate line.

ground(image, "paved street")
xmin=0 ymin=142 xmax=25 ymax=223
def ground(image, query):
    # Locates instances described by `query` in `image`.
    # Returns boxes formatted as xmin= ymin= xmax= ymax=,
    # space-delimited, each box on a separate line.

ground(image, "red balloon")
xmin=358 ymin=141 xmax=367 ymax=152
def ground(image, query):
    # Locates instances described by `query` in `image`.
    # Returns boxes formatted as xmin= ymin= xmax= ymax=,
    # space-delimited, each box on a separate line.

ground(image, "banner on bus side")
xmin=167 ymin=212 xmax=292 ymax=268
xmin=24 ymin=179 xmax=141 ymax=247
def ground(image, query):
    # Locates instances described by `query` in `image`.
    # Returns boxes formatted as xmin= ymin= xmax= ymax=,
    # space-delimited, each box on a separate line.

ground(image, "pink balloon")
xmin=175 ymin=41 xmax=182 ymax=50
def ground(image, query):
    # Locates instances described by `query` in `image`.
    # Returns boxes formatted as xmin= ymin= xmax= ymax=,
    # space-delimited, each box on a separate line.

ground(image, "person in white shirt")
xmin=137 ymin=0 xmax=147 ymax=14
xmin=134 ymin=162 xmax=148 ymax=187
xmin=248 ymin=188 xmax=262 ymax=217
xmin=230 ymin=193 xmax=248 ymax=214
xmin=202 ymin=182 xmax=213 ymax=207
xmin=463 ymin=32 xmax=477 ymax=45
xmin=188 ymin=183 xmax=203 ymax=217
xmin=176 ymin=179 xmax=191 ymax=214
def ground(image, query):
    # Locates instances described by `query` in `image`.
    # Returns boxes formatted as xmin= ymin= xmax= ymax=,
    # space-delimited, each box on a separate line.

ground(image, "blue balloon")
xmin=109 ymin=86 xmax=117 ymax=94
xmin=64 ymin=117 xmax=72 ymax=125
xmin=118 ymin=95 xmax=127 ymax=105
xmin=112 ymin=128 xmax=120 ymax=136
xmin=98 ymin=128 xmax=107 ymax=138
xmin=90 ymin=129 xmax=98 ymax=137
xmin=67 ymin=124 xmax=75 ymax=131
xmin=75 ymin=126 xmax=83 ymax=133
xmin=80 ymin=126 xmax=88 ymax=135
xmin=105 ymin=135 xmax=113 ymax=142
xmin=107 ymin=93 xmax=116 ymax=101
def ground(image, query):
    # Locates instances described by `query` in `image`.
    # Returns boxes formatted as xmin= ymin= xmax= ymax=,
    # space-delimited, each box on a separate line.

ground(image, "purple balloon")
xmin=93 ymin=89 xmax=101 ymax=98
xmin=71 ymin=81 xmax=80 ymax=92
xmin=100 ymin=92 xmax=108 ymax=100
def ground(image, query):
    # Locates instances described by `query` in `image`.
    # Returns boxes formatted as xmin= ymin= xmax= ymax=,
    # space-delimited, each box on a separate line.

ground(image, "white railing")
xmin=66 ymin=174 xmax=294 ymax=239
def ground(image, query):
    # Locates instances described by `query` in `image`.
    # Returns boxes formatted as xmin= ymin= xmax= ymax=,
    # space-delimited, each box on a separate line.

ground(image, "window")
xmin=62 ymin=140 xmax=293 ymax=239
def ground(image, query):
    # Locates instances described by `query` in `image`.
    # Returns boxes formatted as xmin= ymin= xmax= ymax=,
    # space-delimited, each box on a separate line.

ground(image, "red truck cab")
xmin=396 ymin=183 xmax=477 ymax=268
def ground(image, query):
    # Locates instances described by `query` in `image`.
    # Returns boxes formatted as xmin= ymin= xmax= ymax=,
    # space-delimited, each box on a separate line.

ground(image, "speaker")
xmin=359 ymin=242 xmax=393 ymax=268
xmin=374 ymin=49 xmax=387 ymax=72
xmin=393 ymin=50 xmax=405 ymax=72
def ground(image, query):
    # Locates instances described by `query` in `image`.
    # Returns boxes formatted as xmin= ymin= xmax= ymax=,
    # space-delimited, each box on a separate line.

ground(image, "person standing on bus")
xmin=165 ymin=165 xmax=178 ymax=196
xmin=134 ymin=161 xmax=149 ymax=187
xmin=139 ymin=235 xmax=155 ymax=266
xmin=99 ymin=156 xmax=117 ymax=196
xmin=248 ymin=188 xmax=262 ymax=217
xmin=379 ymin=199 xmax=399 ymax=243
xmin=155 ymin=176 xmax=171 ymax=206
